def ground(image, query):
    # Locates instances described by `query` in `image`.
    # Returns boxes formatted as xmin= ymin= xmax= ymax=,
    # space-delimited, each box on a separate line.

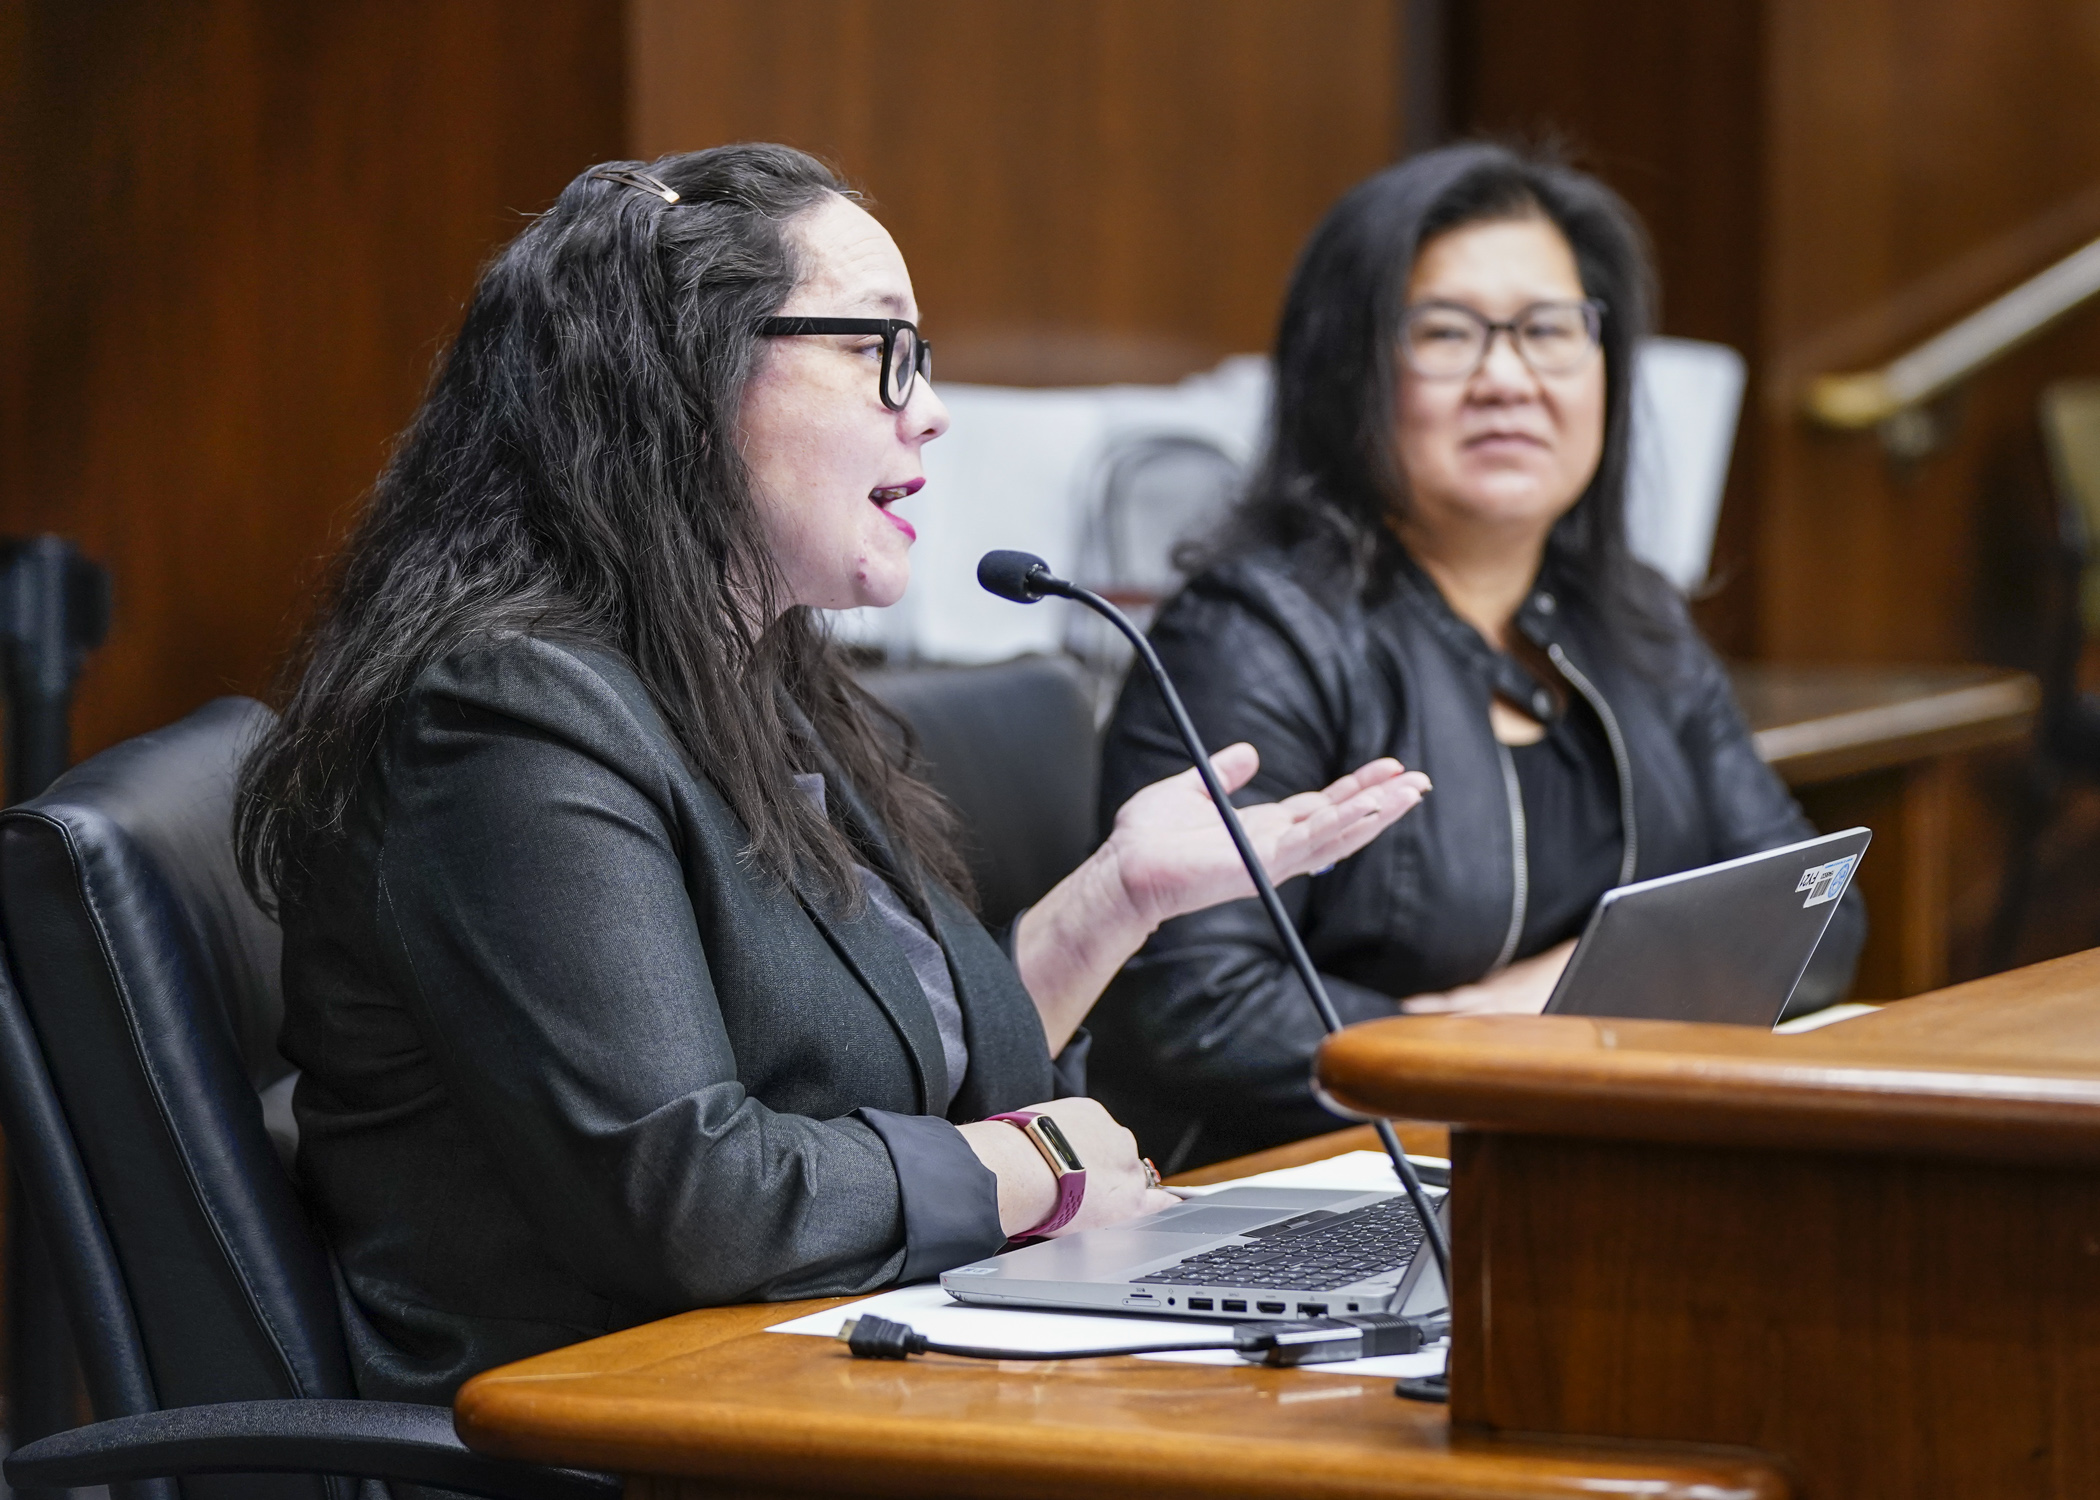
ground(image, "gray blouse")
xmin=796 ymin=773 xmax=970 ymax=1107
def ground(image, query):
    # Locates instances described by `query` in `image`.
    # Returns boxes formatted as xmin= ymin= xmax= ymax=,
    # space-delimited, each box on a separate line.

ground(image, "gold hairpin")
xmin=590 ymin=168 xmax=680 ymax=204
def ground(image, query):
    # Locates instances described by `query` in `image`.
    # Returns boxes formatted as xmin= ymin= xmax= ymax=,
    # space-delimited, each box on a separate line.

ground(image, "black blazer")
xmin=1094 ymin=548 xmax=1866 ymax=1168
xmin=280 ymin=635 xmax=1057 ymax=1403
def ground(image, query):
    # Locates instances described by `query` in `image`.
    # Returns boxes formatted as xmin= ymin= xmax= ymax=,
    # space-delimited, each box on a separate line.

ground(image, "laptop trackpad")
xmin=1133 ymin=1206 xmax=1284 ymax=1235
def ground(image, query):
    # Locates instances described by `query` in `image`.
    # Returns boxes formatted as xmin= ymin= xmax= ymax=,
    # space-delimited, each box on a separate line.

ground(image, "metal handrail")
xmin=1805 ymin=235 xmax=2100 ymax=430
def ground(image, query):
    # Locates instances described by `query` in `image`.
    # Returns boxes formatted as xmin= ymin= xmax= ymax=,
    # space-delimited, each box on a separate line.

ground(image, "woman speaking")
xmin=1092 ymin=143 xmax=1866 ymax=1172
xmin=237 ymin=145 xmax=1428 ymax=1402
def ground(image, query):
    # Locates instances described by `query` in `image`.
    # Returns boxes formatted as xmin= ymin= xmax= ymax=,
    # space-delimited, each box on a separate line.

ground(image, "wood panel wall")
xmin=1758 ymin=1 xmax=2100 ymax=670
xmin=629 ymin=0 xmax=1405 ymax=387
xmin=0 ymin=1 xmax=627 ymax=760
xmin=1452 ymin=0 xmax=1768 ymax=658
xmin=1458 ymin=0 xmax=2100 ymax=979
xmin=1459 ymin=0 xmax=2100 ymax=669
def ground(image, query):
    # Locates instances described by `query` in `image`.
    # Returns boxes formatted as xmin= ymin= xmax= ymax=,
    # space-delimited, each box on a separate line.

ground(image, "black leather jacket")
xmin=1092 ymin=548 xmax=1866 ymax=1169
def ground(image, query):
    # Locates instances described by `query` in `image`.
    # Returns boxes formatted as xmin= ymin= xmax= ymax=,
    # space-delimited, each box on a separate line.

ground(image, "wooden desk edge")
xmin=455 ymin=1377 xmax=1789 ymax=1500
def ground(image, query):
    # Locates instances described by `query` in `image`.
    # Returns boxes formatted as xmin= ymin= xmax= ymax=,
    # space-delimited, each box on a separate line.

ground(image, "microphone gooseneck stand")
xmin=976 ymin=550 xmax=1452 ymax=1403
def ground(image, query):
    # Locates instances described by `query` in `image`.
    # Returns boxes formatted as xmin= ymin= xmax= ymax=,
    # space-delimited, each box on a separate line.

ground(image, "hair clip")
xmin=590 ymin=168 xmax=680 ymax=204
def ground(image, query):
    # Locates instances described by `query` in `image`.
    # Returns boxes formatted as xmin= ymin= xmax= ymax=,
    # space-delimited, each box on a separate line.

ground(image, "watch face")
xmin=1030 ymin=1115 xmax=1085 ymax=1174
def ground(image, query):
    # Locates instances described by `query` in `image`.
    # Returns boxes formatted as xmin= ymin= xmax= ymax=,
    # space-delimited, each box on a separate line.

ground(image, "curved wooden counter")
xmin=1317 ymin=948 xmax=2100 ymax=1166
xmin=1313 ymin=946 xmax=2100 ymax=1498
xmin=454 ymin=1305 xmax=1784 ymax=1500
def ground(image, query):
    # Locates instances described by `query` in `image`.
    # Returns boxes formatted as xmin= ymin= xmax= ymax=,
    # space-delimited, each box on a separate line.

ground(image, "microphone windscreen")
xmin=978 ymin=550 xmax=1050 ymax=603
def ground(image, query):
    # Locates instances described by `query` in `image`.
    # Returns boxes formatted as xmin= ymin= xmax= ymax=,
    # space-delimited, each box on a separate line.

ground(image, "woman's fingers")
xmin=1264 ymin=762 xmax=1416 ymax=833
xmin=1402 ymin=989 xmax=1538 ymax=1015
xmin=1399 ymin=949 xmax=1567 ymax=1015
xmin=1401 ymin=986 xmax=1521 ymax=1015
xmin=1103 ymin=750 xmax=1429 ymax=928
xmin=1206 ymin=741 xmax=1261 ymax=794
xmin=1269 ymin=758 xmax=1407 ymax=823
xmin=1247 ymin=760 xmax=1430 ymax=880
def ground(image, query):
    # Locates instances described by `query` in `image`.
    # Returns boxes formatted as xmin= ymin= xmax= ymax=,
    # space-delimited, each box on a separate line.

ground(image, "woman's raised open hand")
xmin=1097 ymin=744 xmax=1430 ymax=931
xmin=1013 ymin=745 xmax=1429 ymax=1052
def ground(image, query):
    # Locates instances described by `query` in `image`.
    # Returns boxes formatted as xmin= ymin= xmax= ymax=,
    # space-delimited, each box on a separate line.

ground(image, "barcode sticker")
xmin=1796 ymin=855 xmax=1858 ymax=908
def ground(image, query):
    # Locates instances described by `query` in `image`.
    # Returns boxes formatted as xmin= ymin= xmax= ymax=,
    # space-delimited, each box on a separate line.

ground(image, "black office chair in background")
xmin=1062 ymin=431 xmax=1244 ymax=693
xmin=861 ymin=654 xmax=1101 ymax=931
xmin=0 ymin=696 xmax=614 ymax=1500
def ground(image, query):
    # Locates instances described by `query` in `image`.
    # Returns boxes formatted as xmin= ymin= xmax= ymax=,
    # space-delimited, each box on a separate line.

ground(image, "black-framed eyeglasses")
xmin=754 ymin=317 xmax=933 ymax=411
xmin=1397 ymin=298 xmax=1606 ymax=380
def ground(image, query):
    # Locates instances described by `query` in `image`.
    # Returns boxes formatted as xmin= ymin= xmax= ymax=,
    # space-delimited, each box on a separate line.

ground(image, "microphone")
xmin=976 ymin=549 xmax=1058 ymax=604
xmin=977 ymin=550 xmax=1454 ymax=1350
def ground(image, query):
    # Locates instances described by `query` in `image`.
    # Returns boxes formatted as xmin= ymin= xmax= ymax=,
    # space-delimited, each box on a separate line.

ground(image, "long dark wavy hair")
xmin=1213 ymin=142 xmax=1671 ymax=647
xmin=237 ymin=144 xmax=968 ymax=913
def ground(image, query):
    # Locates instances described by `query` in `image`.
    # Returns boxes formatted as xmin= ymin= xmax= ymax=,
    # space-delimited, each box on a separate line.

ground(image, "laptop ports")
xmin=1221 ymin=1299 xmax=1247 ymax=1313
xmin=1256 ymin=1301 xmax=1287 ymax=1314
xmin=1187 ymin=1297 xmax=1214 ymax=1311
xmin=1297 ymin=1303 xmax=1328 ymax=1316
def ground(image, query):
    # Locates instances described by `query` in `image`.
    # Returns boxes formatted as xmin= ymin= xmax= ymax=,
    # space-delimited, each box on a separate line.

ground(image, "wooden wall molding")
xmin=1772 ymin=178 xmax=2100 ymax=416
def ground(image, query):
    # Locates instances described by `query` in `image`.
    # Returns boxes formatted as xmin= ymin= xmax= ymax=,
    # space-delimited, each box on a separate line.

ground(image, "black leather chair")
xmin=859 ymin=655 xmax=1101 ymax=931
xmin=0 ymin=696 xmax=614 ymax=1500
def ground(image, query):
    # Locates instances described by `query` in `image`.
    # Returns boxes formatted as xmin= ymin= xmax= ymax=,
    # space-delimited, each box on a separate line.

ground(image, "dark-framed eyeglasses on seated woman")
xmin=1398 ymin=297 xmax=1605 ymax=380
xmin=755 ymin=317 xmax=933 ymax=411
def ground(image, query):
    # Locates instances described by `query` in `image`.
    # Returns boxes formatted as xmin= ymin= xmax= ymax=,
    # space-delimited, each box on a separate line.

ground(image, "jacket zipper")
xmin=1546 ymin=642 xmax=1639 ymax=886
xmin=1490 ymin=741 xmax=1528 ymax=971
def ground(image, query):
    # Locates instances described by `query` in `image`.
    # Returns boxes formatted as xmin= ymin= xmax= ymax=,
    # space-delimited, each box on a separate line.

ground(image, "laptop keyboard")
xmin=1132 ymin=1196 xmax=1427 ymax=1292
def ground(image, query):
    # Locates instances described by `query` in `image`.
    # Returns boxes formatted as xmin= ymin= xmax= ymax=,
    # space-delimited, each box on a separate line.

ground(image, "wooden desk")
xmin=455 ymin=1120 xmax=1787 ymax=1500
xmin=1731 ymin=663 xmax=2037 ymax=997
xmin=1318 ymin=948 xmax=2100 ymax=1500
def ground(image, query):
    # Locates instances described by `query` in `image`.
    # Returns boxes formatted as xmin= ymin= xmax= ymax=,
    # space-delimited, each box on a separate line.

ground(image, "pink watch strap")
xmin=988 ymin=1111 xmax=1087 ymax=1237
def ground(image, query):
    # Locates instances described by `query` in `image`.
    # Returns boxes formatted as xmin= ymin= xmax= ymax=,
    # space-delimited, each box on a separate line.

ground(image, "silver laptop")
xmin=942 ymin=827 xmax=1869 ymax=1321
xmin=1544 ymin=826 xmax=1870 ymax=1025
xmin=941 ymin=1184 xmax=1448 ymax=1322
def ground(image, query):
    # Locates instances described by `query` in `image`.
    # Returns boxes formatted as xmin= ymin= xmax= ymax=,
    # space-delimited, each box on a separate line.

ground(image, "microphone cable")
xmin=977 ymin=550 xmax=1454 ymax=1403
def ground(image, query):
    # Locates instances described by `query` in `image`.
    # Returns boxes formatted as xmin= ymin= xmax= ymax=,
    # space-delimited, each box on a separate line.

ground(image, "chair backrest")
xmin=860 ymin=657 xmax=1100 ymax=931
xmin=0 ymin=699 xmax=356 ymax=1470
xmin=1080 ymin=432 xmax=1244 ymax=606
xmin=1624 ymin=335 xmax=1747 ymax=593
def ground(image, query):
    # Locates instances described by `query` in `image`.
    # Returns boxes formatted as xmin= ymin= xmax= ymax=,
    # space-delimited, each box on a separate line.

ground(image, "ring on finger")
xmin=1142 ymin=1157 xmax=1162 ymax=1190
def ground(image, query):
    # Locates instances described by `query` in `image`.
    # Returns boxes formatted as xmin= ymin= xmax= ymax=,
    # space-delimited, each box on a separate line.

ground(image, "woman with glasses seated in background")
xmin=236 ymin=144 xmax=1430 ymax=1403
xmin=1092 ymin=143 xmax=1866 ymax=1173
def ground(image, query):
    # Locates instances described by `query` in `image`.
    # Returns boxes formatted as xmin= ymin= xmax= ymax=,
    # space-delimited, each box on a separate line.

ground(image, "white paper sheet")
xmin=768 ymin=1151 xmax=1450 ymax=1379
xmin=1170 ymin=1149 xmax=1445 ymax=1197
xmin=1773 ymin=1001 xmax=1882 ymax=1034
xmin=1625 ymin=337 xmax=1747 ymax=591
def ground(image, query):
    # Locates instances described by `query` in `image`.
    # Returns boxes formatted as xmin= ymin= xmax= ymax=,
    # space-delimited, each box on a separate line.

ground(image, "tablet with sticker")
xmin=1544 ymin=827 xmax=1871 ymax=1027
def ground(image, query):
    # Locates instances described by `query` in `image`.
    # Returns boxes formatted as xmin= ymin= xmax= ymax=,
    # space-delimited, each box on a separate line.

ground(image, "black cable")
xmin=839 ymin=1313 xmax=1447 ymax=1367
xmin=843 ymin=1315 xmax=1232 ymax=1361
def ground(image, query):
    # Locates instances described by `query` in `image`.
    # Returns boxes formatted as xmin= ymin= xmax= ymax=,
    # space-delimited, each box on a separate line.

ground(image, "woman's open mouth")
xmin=870 ymin=478 xmax=923 ymax=540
